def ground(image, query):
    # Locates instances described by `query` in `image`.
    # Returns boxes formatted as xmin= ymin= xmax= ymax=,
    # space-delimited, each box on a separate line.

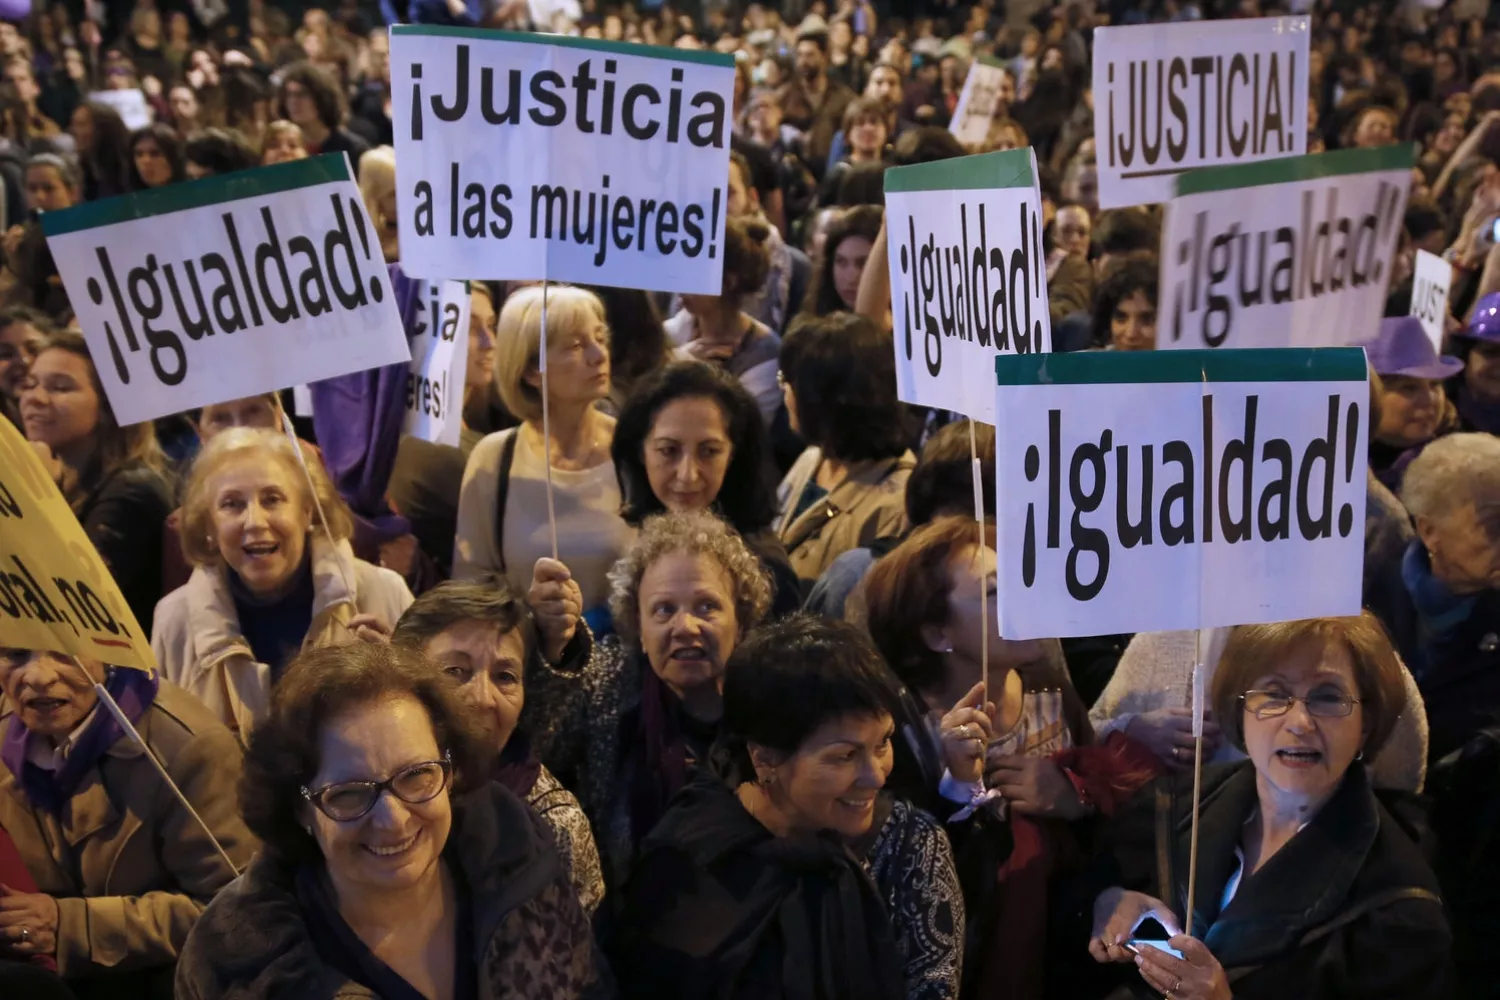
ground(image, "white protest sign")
xmin=1158 ymin=144 xmax=1413 ymax=351
xmin=403 ymin=279 xmax=471 ymax=448
xmin=993 ymin=348 xmax=1368 ymax=639
xmin=391 ymin=27 xmax=734 ymax=293
xmin=949 ymin=58 xmax=1009 ymax=147
xmin=43 ymin=154 xmax=411 ymax=426
xmin=884 ymin=149 xmax=1051 ymax=425
xmin=1409 ymin=249 xmax=1451 ymax=354
xmin=1093 ymin=16 xmax=1310 ymax=209
xmin=89 ymin=88 xmax=153 ymax=129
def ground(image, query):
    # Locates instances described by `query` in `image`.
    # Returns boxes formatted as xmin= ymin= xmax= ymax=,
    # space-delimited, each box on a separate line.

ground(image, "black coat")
xmin=1062 ymin=762 xmax=1450 ymax=1000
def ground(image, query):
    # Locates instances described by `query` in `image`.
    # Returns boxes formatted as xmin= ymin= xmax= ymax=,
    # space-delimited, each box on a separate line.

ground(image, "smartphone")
xmin=1126 ymin=939 xmax=1186 ymax=960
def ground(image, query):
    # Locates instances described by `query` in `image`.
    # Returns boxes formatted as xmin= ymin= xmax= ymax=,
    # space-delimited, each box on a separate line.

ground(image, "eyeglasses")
xmin=1240 ymin=690 xmax=1360 ymax=721
xmin=301 ymin=752 xmax=452 ymax=822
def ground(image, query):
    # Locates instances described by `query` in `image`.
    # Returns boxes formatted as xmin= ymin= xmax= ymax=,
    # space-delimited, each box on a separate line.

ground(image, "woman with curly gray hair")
xmin=526 ymin=510 xmax=773 ymax=889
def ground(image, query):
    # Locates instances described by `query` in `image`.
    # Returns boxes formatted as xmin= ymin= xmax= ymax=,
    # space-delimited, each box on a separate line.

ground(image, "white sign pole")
xmin=539 ymin=280 xmax=559 ymax=562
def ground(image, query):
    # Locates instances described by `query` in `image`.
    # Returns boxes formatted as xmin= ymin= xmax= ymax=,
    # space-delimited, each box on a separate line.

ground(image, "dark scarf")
xmin=228 ymin=550 xmax=315 ymax=680
xmin=626 ymin=663 xmax=710 ymax=844
xmin=1457 ymin=384 xmax=1500 ymax=435
xmin=1400 ymin=541 xmax=1480 ymax=677
xmin=492 ymin=732 xmax=542 ymax=800
xmin=1 ymin=667 xmax=159 ymax=813
xmin=627 ymin=753 xmax=907 ymax=1000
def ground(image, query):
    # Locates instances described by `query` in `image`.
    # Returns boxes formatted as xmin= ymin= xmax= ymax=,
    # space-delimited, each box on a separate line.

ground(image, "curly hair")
xmin=179 ymin=427 xmax=353 ymax=567
xmin=607 ymin=510 xmax=773 ymax=646
xmin=239 ymin=642 xmax=492 ymax=865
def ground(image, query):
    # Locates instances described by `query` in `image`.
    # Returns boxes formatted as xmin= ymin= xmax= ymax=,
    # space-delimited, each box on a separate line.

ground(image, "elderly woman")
xmin=610 ymin=614 xmax=964 ymax=1000
xmin=607 ymin=361 xmax=799 ymax=614
xmin=777 ymin=312 xmax=916 ymax=587
xmin=454 ymin=285 xmax=634 ymax=627
xmin=526 ymin=510 xmax=772 ymax=886
xmin=391 ymin=580 xmax=605 ymax=915
xmin=152 ymin=428 xmax=413 ymax=739
xmin=175 ymin=643 xmax=608 ymax=999
xmin=1363 ymin=315 xmax=1464 ymax=491
xmin=19 ymin=332 xmax=173 ymax=636
xmin=1384 ymin=433 xmax=1500 ymax=762
xmin=0 ymin=649 xmax=254 ymax=998
xmin=1077 ymin=614 xmax=1449 ymax=1000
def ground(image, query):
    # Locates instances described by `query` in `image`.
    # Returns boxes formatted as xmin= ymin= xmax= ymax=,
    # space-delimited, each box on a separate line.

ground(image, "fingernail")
xmin=1134 ymin=955 xmax=1144 ymax=966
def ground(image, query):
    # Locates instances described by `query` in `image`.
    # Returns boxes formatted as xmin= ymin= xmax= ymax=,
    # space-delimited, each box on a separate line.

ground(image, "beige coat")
xmin=151 ymin=537 xmax=413 ymax=740
xmin=0 ymin=681 xmax=257 ymax=978
xmin=776 ymin=447 xmax=917 ymax=585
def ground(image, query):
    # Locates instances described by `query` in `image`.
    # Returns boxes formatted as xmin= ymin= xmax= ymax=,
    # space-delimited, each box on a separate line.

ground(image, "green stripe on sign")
xmin=392 ymin=24 xmax=734 ymax=68
xmin=994 ymin=347 xmax=1368 ymax=386
xmin=42 ymin=154 xmax=353 ymax=236
xmin=885 ymin=149 xmax=1036 ymax=193
xmin=1173 ymin=144 xmax=1414 ymax=197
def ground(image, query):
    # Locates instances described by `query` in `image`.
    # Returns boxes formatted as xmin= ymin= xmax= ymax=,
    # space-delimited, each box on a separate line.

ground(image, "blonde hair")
xmin=179 ymin=427 xmax=353 ymax=568
xmin=492 ymin=284 xmax=608 ymax=423
xmin=357 ymin=145 xmax=396 ymax=224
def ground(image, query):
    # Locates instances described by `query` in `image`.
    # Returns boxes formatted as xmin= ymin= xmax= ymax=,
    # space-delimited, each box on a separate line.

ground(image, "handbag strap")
xmin=491 ymin=429 xmax=518 ymax=576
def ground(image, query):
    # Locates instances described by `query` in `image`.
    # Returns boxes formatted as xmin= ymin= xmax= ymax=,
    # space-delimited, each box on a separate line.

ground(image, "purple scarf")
xmin=492 ymin=732 xmax=542 ymax=799
xmin=1 ymin=669 xmax=159 ymax=814
xmin=628 ymin=664 xmax=691 ymax=844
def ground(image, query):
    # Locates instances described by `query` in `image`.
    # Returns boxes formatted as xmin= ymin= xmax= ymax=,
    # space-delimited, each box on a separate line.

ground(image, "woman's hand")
xmin=1125 ymin=708 xmax=1220 ymax=770
xmin=0 ymin=885 xmax=59 ymax=958
xmin=1088 ymin=887 xmax=1183 ymax=964
xmin=1134 ymin=934 xmax=1232 ymax=1000
xmin=939 ymin=682 xmax=995 ymax=783
xmin=986 ymin=753 xmax=1088 ymax=819
xmin=530 ymin=557 xmax=582 ymax=664
xmin=345 ymin=614 xmax=392 ymax=645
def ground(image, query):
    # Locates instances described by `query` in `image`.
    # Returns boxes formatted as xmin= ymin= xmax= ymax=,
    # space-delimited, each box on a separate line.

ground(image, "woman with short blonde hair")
xmin=153 ymin=428 xmax=413 ymax=739
xmin=455 ymin=285 xmax=634 ymax=626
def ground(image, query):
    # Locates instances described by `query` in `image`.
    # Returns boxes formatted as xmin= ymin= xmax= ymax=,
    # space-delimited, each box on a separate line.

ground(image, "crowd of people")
xmin=1 ymin=0 xmax=1499 ymax=999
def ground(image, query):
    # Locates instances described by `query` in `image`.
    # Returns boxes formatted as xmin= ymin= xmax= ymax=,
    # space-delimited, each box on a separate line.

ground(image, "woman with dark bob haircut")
xmin=611 ymin=361 xmax=799 ymax=612
xmin=175 ymin=642 xmax=609 ymax=1000
xmin=1091 ymin=252 xmax=1158 ymax=351
xmin=776 ymin=312 xmax=917 ymax=585
xmin=1066 ymin=613 xmax=1450 ymax=1000
xmin=276 ymin=60 xmax=372 ymax=167
xmin=610 ymin=614 xmax=964 ymax=1000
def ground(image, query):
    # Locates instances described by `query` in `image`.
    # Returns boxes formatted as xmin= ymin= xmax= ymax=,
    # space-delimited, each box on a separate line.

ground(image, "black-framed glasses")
xmin=1240 ymin=690 xmax=1360 ymax=721
xmin=301 ymin=752 xmax=452 ymax=822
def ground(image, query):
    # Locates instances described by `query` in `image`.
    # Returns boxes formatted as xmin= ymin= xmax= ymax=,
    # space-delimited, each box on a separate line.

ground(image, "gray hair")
xmin=1401 ymin=433 xmax=1500 ymax=523
xmin=608 ymin=511 xmax=773 ymax=645
xmin=391 ymin=576 xmax=535 ymax=666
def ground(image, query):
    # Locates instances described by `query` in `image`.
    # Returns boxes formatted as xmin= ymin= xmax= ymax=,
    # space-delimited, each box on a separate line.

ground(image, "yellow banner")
xmin=0 ymin=417 xmax=155 ymax=672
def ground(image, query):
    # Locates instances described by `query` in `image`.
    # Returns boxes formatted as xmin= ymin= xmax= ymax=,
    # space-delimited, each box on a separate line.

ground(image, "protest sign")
xmin=993 ymin=348 xmax=1368 ymax=639
xmin=1157 ymin=144 xmax=1413 ymax=351
xmin=1093 ymin=16 xmax=1310 ymax=209
xmin=390 ymin=27 xmax=734 ymax=293
xmin=949 ymin=58 xmax=1009 ymax=147
xmin=43 ymin=154 xmax=411 ymax=427
xmin=403 ymin=279 xmax=471 ymax=448
xmin=89 ymin=88 xmax=152 ymax=129
xmin=1409 ymin=249 xmax=1451 ymax=354
xmin=884 ymin=149 xmax=1051 ymax=425
xmin=0 ymin=417 xmax=155 ymax=671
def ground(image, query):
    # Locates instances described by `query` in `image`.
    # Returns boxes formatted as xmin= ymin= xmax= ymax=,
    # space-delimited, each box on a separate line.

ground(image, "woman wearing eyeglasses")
xmin=175 ymin=642 xmax=609 ymax=1000
xmin=1067 ymin=613 xmax=1451 ymax=1000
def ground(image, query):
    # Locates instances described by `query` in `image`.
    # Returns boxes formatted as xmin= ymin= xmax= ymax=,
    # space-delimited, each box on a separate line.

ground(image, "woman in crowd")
xmin=175 ymin=642 xmax=609 ymax=999
xmin=0 ymin=648 xmax=254 ymax=999
xmin=587 ymin=284 xmax=671 ymax=410
xmin=276 ymin=60 xmax=371 ymax=167
xmin=182 ymin=127 xmax=259 ymax=179
xmin=822 ymin=96 xmax=890 ymax=196
xmin=357 ymin=143 xmax=399 ymax=262
xmin=19 ymin=331 xmax=173 ymax=635
xmin=392 ymin=580 xmax=605 ymax=915
xmin=664 ymin=218 xmax=783 ymax=422
xmin=1364 ymin=315 xmax=1464 ymax=490
xmin=1451 ymin=291 xmax=1500 ymax=434
xmin=526 ymin=510 xmax=772 ymax=886
xmin=611 ymin=360 xmax=799 ymax=614
xmin=611 ymin=614 xmax=964 ymax=1000
xmin=777 ymin=312 xmax=916 ymax=587
xmin=1385 ymin=433 xmax=1500 ymax=762
xmin=152 ymin=428 xmax=412 ymax=738
xmin=806 ymin=203 xmax=883 ymax=316
xmin=1079 ymin=614 xmax=1450 ymax=1000
xmin=67 ymin=100 xmax=132 ymax=201
xmin=454 ymin=284 xmax=633 ymax=629
xmin=1348 ymin=104 xmax=1400 ymax=148
xmin=261 ymin=119 xmax=309 ymax=165
xmin=128 ymin=123 xmax=185 ymax=190
xmin=1092 ymin=253 xmax=1159 ymax=351
xmin=0 ymin=307 xmax=47 ymax=429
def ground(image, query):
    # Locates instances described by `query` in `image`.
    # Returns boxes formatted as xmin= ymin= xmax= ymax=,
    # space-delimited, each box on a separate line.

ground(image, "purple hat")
xmin=1466 ymin=292 xmax=1500 ymax=343
xmin=1359 ymin=316 xmax=1464 ymax=380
